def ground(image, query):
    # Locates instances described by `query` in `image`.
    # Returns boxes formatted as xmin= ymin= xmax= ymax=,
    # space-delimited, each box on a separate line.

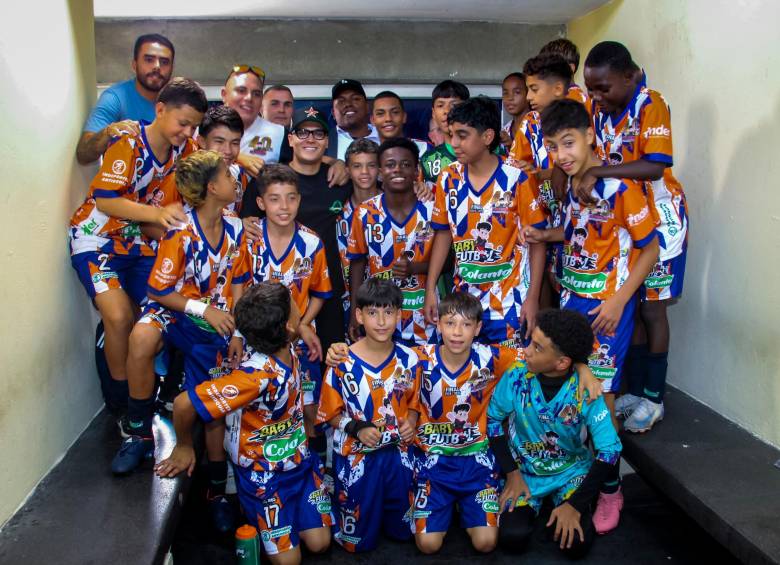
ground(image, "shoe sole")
xmin=624 ymin=416 xmax=663 ymax=434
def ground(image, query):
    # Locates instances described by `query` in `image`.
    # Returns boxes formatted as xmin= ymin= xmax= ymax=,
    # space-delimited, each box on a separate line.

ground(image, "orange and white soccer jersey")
xmin=69 ymin=124 xmax=196 ymax=257
xmin=566 ymin=84 xmax=591 ymax=108
xmin=592 ymin=86 xmax=687 ymax=260
xmin=147 ymin=209 xmax=250 ymax=312
xmin=190 ymin=346 xmax=310 ymax=472
xmin=413 ymin=343 xmax=522 ymax=456
xmin=508 ymin=111 xmax=551 ymax=171
xmin=225 ymin=163 xmax=251 ymax=216
xmin=561 ymin=176 xmax=658 ymax=300
xmin=318 ymin=344 xmax=421 ymax=458
xmin=432 ymin=159 xmax=548 ymax=320
xmin=246 ymin=220 xmax=333 ymax=316
xmin=347 ymin=194 xmax=436 ymax=345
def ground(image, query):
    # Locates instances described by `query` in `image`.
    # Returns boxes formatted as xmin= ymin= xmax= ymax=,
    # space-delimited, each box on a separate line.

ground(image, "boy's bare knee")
xmin=469 ymin=528 xmax=497 ymax=553
xmin=415 ymin=533 xmax=444 ymax=554
xmin=301 ymin=528 xmax=330 ymax=554
xmin=127 ymin=325 xmax=161 ymax=358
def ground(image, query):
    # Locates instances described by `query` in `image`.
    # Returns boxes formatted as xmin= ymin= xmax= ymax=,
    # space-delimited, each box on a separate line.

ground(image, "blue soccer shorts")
xmin=233 ymin=453 xmax=334 ymax=556
xmin=412 ymin=451 xmax=500 ymax=534
xmin=333 ymin=447 xmax=414 ymax=552
xmin=640 ymin=247 xmax=686 ymax=301
xmin=560 ymin=291 xmax=637 ymax=394
xmin=71 ymin=251 xmax=154 ymax=305
xmin=138 ymin=303 xmax=230 ymax=390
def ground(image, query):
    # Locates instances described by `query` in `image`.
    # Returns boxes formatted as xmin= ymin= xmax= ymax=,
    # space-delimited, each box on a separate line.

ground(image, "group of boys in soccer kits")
xmin=68 ymin=35 xmax=688 ymax=562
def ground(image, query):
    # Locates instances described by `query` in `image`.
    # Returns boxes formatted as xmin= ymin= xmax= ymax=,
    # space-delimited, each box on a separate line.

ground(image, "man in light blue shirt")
xmin=76 ymin=33 xmax=175 ymax=165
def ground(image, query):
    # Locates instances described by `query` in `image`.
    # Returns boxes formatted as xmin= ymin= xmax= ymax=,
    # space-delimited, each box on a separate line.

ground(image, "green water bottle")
xmin=235 ymin=524 xmax=260 ymax=565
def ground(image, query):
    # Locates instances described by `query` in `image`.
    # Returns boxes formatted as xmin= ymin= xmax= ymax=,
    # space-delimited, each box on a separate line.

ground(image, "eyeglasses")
xmin=294 ymin=128 xmax=327 ymax=140
xmin=229 ymin=64 xmax=266 ymax=81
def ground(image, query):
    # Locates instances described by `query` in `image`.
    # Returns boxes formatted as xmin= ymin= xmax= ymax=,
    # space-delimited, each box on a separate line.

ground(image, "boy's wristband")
xmin=233 ymin=328 xmax=244 ymax=340
xmin=344 ymin=419 xmax=375 ymax=439
xmin=184 ymin=299 xmax=208 ymax=318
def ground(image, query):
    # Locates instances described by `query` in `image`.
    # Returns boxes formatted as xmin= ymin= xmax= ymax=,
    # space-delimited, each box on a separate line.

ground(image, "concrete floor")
xmin=172 ymin=463 xmax=738 ymax=564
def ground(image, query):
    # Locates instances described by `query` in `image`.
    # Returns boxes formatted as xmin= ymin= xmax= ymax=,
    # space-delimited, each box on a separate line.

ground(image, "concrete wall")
xmin=569 ymin=0 xmax=780 ymax=447
xmin=0 ymin=0 xmax=101 ymax=525
xmin=94 ymin=18 xmax=564 ymax=85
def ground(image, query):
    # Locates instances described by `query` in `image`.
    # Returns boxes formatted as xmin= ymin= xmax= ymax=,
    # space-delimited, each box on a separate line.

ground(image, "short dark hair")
xmin=133 ymin=33 xmax=175 ymax=60
xmin=540 ymin=38 xmax=580 ymax=71
xmin=378 ymin=137 xmax=420 ymax=166
xmin=523 ymin=53 xmax=573 ymax=85
xmin=584 ymin=41 xmax=640 ymax=74
xmin=540 ymin=99 xmax=591 ymax=139
xmin=432 ymin=80 xmax=470 ymax=103
xmin=200 ymin=105 xmax=244 ymax=138
xmin=535 ymin=309 xmax=594 ymax=365
xmin=345 ymin=138 xmax=379 ymax=165
xmin=356 ymin=278 xmax=402 ymax=310
xmin=503 ymin=72 xmax=526 ymax=85
xmin=437 ymin=292 xmax=483 ymax=322
xmin=263 ymin=84 xmax=293 ymax=97
xmin=447 ymin=96 xmax=501 ymax=152
xmin=373 ymin=90 xmax=405 ymax=111
xmin=235 ymin=282 xmax=292 ymax=354
xmin=256 ymin=164 xmax=299 ymax=197
xmin=157 ymin=77 xmax=208 ymax=113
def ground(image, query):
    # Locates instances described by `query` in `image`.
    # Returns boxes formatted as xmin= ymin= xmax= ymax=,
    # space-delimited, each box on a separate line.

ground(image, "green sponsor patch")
xmin=560 ymin=268 xmax=607 ymax=295
xmin=459 ymin=262 xmax=512 ymax=284
xmin=262 ymin=425 xmax=306 ymax=463
xmin=402 ymin=289 xmax=426 ymax=311
xmin=591 ymin=366 xmax=617 ymax=379
xmin=644 ymin=274 xmax=674 ymax=289
xmin=186 ymin=314 xmax=217 ymax=333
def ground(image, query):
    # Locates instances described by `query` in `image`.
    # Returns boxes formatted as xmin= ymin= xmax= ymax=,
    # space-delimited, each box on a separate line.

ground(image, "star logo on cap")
xmin=305 ymin=106 xmax=318 ymax=118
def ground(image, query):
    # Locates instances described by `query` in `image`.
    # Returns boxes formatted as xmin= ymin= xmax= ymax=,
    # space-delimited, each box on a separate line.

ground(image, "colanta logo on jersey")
xmin=308 ymin=488 xmax=332 ymax=514
xmin=260 ymin=425 xmax=307 ymax=463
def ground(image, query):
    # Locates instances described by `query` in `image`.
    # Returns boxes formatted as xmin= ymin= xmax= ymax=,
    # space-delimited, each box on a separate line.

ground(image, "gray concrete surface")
xmin=95 ymin=18 xmax=564 ymax=85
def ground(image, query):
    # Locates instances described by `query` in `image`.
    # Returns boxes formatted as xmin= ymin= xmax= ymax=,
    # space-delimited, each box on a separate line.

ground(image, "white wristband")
xmin=233 ymin=328 xmax=244 ymax=340
xmin=184 ymin=299 xmax=208 ymax=318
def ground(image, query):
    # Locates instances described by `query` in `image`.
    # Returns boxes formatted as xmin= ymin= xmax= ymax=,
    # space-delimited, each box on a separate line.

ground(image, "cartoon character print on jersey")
xmin=645 ymin=260 xmax=674 ymax=290
xmin=588 ymin=343 xmax=617 ymax=380
xmin=564 ymin=227 xmax=598 ymax=272
xmin=377 ymin=397 xmax=400 ymax=442
xmin=523 ymin=431 xmax=565 ymax=461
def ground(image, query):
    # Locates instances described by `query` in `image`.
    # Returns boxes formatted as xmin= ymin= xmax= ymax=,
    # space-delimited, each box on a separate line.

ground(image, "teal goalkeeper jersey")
xmin=487 ymin=361 xmax=621 ymax=478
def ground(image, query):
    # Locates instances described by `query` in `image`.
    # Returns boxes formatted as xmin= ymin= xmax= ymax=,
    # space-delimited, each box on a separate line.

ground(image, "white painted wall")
xmin=0 ymin=0 xmax=101 ymax=525
xmin=569 ymin=0 xmax=780 ymax=446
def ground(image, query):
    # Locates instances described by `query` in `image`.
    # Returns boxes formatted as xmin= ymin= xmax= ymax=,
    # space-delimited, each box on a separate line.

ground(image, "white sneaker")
xmin=614 ymin=394 xmax=643 ymax=419
xmin=623 ymin=398 xmax=664 ymax=433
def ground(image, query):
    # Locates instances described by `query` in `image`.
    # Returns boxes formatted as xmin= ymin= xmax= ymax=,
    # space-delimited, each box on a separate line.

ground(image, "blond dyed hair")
xmin=175 ymin=150 xmax=223 ymax=208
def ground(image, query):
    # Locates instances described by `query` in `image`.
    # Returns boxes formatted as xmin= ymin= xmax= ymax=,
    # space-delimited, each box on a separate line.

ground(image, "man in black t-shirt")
xmin=242 ymin=107 xmax=352 ymax=350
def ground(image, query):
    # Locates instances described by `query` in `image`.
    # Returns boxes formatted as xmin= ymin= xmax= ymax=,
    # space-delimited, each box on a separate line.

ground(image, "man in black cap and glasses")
xmin=328 ymin=79 xmax=381 ymax=161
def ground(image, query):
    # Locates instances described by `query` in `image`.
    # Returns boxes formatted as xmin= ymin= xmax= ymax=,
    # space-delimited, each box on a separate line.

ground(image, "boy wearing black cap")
xmin=329 ymin=79 xmax=381 ymax=161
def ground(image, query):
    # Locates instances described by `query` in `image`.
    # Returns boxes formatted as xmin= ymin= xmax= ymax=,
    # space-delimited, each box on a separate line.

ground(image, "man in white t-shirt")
xmin=327 ymin=79 xmax=381 ymax=161
xmin=222 ymin=65 xmax=286 ymax=174
xmin=225 ymin=65 xmax=348 ymax=185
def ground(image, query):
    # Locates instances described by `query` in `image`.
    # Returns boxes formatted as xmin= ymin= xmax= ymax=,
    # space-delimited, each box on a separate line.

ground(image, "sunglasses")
xmin=229 ymin=64 xmax=266 ymax=81
xmin=294 ymin=128 xmax=327 ymax=140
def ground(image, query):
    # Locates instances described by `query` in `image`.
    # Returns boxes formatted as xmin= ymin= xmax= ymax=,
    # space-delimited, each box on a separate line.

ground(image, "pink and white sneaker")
xmin=593 ymin=487 xmax=623 ymax=534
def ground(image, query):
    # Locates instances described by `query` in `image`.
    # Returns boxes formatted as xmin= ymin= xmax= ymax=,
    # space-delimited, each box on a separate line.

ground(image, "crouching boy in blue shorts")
xmin=487 ymin=309 xmax=622 ymax=559
xmin=317 ymin=279 xmax=420 ymax=552
xmin=112 ymin=150 xmax=250 ymax=533
xmin=156 ymin=282 xmax=332 ymax=565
